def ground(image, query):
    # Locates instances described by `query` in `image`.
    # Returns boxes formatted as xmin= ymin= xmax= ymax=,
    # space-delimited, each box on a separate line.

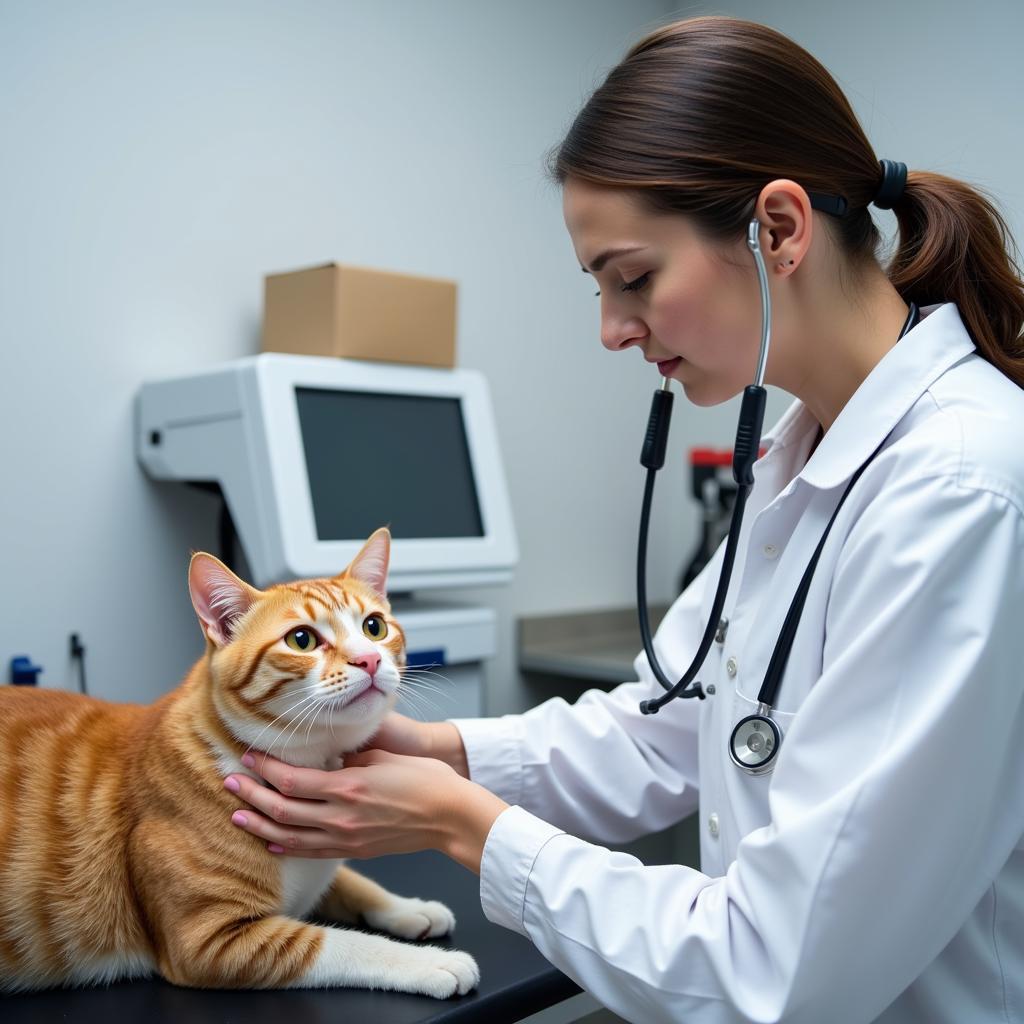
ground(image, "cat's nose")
xmin=349 ymin=652 xmax=381 ymax=678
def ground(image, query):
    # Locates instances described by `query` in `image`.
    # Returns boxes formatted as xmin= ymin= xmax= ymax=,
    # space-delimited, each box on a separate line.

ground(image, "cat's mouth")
xmin=329 ymin=680 xmax=386 ymax=708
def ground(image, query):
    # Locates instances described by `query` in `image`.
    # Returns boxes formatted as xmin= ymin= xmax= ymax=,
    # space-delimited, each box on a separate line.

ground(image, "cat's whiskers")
xmin=394 ymin=679 xmax=451 ymax=720
xmin=281 ymin=679 xmax=362 ymax=756
xmin=278 ymin=692 xmax=332 ymax=758
xmin=282 ymin=699 xmax=320 ymax=755
xmin=400 ymin=665 xmax=451 ymax=682
xmin=304 ymin=694 xmax=333 ymax=748
xmin=394 ymin=692 xmax=438 ymax=721
xmin=399 ymin=668 xmax=452 ymax=685
xmin=242 ymin=683 xmax=324 ymax=745
xmin=399 ymin=675 xmax=454 ymax=707
xmin=269 ymin=705 xmax=318 ymax=763
xmin=242 ymin=684 xmax=331 ymax=759
xmin=400 ymin=674 xmax=451 ymax=696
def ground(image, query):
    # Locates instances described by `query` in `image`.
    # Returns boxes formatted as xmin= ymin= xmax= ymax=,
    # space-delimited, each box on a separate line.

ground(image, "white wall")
xmin=6 ymin=1 xmax=1018 ymax=718
xmin=0 ymin=0 xmax=693 ymax=714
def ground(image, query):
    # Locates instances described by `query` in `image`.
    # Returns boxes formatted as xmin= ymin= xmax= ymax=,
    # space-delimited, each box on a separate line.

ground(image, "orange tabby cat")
xmin=0 ymin=527 xmax=479 ymax=997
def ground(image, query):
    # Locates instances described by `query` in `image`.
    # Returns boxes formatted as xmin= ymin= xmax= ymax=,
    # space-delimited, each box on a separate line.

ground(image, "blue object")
xmin=9 ymin=656 xmax=43 ymax=686
xmin=406 ymin=648 xmax=446 ymax=669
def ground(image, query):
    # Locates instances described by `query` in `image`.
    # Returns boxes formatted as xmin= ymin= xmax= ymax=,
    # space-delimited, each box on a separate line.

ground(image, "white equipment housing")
xmin=136 ymin=353 xmax=518 ymax=591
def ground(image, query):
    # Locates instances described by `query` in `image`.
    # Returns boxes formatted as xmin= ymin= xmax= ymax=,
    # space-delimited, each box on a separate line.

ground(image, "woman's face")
xmin=563 ymin=176 xmax=763 ymax=406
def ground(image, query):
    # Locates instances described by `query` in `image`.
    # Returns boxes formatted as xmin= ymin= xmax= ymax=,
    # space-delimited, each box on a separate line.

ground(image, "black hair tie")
xmin=873 ymin=159 xmax=907 ymax=210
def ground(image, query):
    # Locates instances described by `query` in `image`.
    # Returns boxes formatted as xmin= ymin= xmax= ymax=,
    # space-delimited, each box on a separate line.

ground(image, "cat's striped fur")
xmin=0 ymin=529 xmax=478 ymax=997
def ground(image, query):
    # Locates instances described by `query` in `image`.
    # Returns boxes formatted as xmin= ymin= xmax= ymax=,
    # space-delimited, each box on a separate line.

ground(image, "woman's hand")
xmin=224 ymin=748 xmax=507 ymax=873
xmin=359 ymin=712 xmax=434 ymax=757
xmin=363 ymin=712 xmax=471 ymax=779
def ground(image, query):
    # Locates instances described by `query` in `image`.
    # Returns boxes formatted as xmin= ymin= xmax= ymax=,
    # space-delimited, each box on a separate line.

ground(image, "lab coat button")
xmin=705 ymin=684 xmax=716 ymax=696
xmin=763 ymin=544 xmax=778 ymax=559
xmin=714 ymin=618 xmax=729 ymax=644
xmin=708 ymin=813 xmax=720 ymax=838
xmin=726 ymin=656 xmax=738 ymax=677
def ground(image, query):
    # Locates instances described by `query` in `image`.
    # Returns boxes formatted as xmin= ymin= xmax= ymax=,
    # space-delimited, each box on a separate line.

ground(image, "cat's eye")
xmin=284 ymin=627 xmax=320 ymax=653
xmin=362 ymin=615 xmax=388 ymax=641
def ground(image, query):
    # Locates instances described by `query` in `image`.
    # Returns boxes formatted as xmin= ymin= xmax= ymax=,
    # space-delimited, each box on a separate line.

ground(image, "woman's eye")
xmin=362 ymin=615 xmax=388 ymax=641
xmin=284 ymin=627 xmax=320 ymax=653
xmin=593 ymin=272 xmax=651 ymax=298
xmin=620 ymin=272 xmax=650 ymax=293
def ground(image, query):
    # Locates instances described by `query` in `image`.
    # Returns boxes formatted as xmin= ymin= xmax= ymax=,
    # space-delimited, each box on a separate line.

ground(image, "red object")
xmin=689 ymin=447 xmax=733 ymax=467
xmin=689 ymin=446 xmax=767 ymax=466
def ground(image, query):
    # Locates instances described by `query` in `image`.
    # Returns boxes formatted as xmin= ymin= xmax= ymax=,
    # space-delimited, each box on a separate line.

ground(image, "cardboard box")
xmin=262 ymin=262 xmax=457 ymax=367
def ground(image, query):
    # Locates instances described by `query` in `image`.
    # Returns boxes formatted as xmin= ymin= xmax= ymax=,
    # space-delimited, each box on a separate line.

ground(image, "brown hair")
xmin=547 ymin=16 xmax=1024 ymax=387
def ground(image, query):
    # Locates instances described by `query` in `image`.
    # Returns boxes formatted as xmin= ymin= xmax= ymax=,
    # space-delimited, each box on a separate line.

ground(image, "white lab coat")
xmin=450 ymin=302 xmax=1024 ymax=1024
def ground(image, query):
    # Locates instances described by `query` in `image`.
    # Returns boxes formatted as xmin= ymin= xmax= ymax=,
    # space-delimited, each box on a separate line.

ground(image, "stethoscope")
xmin=635 ymin=216 xmax=920 ymax=776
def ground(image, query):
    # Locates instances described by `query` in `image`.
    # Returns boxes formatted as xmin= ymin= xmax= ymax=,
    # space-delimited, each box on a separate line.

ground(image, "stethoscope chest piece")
xmin=729 ymin=707 xmax=783 ymax=775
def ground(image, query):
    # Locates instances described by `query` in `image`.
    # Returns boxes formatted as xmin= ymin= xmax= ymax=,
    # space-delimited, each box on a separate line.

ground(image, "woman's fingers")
xmin=225 ymin=769 xmax=327 ymax=829
xmin=239 ymin=751 xmax=332 ymax=799
xmin=229 ymin=806 xmax=338 ymax=854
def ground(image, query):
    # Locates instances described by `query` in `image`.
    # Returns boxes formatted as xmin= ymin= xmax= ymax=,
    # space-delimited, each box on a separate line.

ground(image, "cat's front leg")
xmin=296 ymin=925 xmax=478 ymax=997
xmin=160 ymin=914 xmax=478 ymax=998
xmin=314 ymin=865 xmax=456 ymax=940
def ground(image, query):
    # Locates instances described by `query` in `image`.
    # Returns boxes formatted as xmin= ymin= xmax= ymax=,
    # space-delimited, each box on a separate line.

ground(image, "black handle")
xmin=641 ymin=388 xmax=673 ymax=470
xmin=733 ymin=385 xmax=766 ymax=486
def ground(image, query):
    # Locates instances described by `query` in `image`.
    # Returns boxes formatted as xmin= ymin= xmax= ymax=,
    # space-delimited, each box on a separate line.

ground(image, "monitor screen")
xmin=295 ymin=387 xmax=485 ymax=541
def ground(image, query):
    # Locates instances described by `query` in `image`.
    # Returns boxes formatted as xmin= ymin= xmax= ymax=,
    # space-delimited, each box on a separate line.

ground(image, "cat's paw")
xmin=405 ymin=946 xmax=479 ymax=998
xmin=364 ymin=897 xmax=456 ymax=940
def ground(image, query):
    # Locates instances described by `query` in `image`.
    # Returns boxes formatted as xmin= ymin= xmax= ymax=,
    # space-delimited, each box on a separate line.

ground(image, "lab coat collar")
xmin=760 ymin=302 xmax=976 ymax=491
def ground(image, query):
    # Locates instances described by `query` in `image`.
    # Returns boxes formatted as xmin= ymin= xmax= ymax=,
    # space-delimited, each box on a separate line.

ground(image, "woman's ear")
xmin=755 ymin=178 xmax=813 ymax=273
xmin=188 ymin=553 xmax=261 ymax=647
xmin=341 ymin=527 xmax=391 ymax=598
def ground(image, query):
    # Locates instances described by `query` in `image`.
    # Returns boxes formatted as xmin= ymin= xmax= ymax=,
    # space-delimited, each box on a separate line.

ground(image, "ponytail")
xmin=889 ymin=172 xmax=1024 ymax=387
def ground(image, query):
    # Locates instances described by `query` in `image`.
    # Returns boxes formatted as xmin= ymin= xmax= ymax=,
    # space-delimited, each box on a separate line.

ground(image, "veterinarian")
xmin=225 ymin=16 xmax=1024 ymax=1023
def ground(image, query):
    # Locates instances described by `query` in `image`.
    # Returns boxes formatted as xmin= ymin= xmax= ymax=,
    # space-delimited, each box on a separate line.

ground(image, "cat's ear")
xmin=341 ymin=527 xmax=390 ymax=598
xmin=188 ymin=553 xmax=261 ymax=647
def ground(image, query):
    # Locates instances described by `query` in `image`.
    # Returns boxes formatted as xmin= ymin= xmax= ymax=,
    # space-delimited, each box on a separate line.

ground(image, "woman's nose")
xmin=600 ymin=311 xmax=648 ymax=353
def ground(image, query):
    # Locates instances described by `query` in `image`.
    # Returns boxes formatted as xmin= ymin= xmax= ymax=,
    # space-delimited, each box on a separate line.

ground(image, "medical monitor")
xmin=295 ymin=387 xmax=483 ymax=541
xmin=137 ymin=354 xmax=517 ymax=591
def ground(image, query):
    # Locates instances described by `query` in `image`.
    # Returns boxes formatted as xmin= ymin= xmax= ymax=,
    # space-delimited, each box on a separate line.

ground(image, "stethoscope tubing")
xmin=749 ymin=220 xmax=771 ymax=388
xmin=638 ymin=219 xmax=772 ymax=715
xmin=635 ymin=215 xmax=920 ymax=776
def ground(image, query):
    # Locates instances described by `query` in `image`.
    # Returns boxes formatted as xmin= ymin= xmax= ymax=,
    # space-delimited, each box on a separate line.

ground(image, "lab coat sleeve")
xmin=475 ymin=473 xmax=1024 ymax=1024
xmin=447 ymin=552 xmax=719 ymax=843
